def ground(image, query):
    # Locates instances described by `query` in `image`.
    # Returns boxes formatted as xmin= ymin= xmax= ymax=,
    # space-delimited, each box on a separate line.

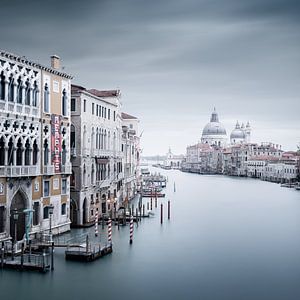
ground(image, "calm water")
xmin=1 ymin=168 xmax=300 ymax=300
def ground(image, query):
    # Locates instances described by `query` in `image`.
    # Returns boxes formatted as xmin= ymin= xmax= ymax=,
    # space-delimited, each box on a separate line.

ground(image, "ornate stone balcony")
xmin=0 ymin=165 xmax=39 ymax=177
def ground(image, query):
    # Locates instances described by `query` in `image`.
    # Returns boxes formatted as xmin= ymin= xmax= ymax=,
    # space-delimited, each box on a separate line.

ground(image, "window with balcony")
xmin=44 ymin=83 xmax=50 ymax=113
xmin=62 ymin=178 xmax=67 ymax=194
xmin=43 ymin=180 xmax=50 ymax=197
xmin=92 ymin=103 xmax=95 ymax=115
xmin=61 ymin=203 xmax=67 ymax=215
xmin=33 ymin=202 xmax=40 ymax=226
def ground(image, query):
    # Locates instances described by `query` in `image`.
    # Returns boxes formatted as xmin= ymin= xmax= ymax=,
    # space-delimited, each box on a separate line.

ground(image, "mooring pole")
xmin=28 ymin=239 xmax=32 ymax=263
xmin=108 ymin=218 xmax=112 ymax=245
xmin=147 ymin=202 xmax=149 ymax=211
xmin=1 ymin=241 xmax=4 ymax=268
xmin=51 ymin=241 xmax=54 ymax=271
xmin=136 ymin=208 xmax=139 ymax=226
xmin=168 ymin=200 xmax=170 ymax=220
xmin=150 ymin=198 xmax=153 ymax=210
xmin=95 ymin=210 xmax=98 ymax=237
xmin=129 ymin=215 xmax=134 ymax=244
xmin=143 ymin=204 xmax=145 ymax=217
xmin=161 ymin=203 xmax=163 ymax=224
xmin=21 ymin=242 xmax=24 ymax=270
xmin=174 ymin=182 xmax=176 ymax=192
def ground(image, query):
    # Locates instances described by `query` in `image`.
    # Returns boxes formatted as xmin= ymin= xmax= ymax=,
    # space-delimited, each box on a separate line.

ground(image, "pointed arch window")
xmin=24 ymin=139 xmax=31 ymax=165
xmin=43 ymin=139 xmax=49 ymax=165
xmin=32 ymin=81 xmax=38 ymax=107
xmin=0 ymin=137 xmax=5 ymax=165
xmin=8 ymin=137 xmax=14 ymax=165
xmin=62 ymin=89 xmax=67 ymax=116
xmin=44 ymin=83 xmax=49 ymax=113
xmin=16 ymin=138 xmax=23 ymax=165
xmin=62 ymin=140 xmax=66 ymax=165
xmin=17 ymin=77 xmax=23 ymax=104
xmin=8 ymin=75 xmax=14 ymax=102
xmin=25 ymin=80 xmax=31 ymax=105
xmin=0 ymin=72 xmax=5 ymax=100
xmin=32 ymin=140 xmax=38 ymax=165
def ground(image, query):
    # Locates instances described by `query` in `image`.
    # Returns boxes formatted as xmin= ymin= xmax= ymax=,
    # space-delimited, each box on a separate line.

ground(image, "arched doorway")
xmin=82 ymin=197 xmax=88 ymax=224
xmin=10 ymin=191 xmax=26 ymax=241
xmin=70 ymin=199 xmax=78 ymax=226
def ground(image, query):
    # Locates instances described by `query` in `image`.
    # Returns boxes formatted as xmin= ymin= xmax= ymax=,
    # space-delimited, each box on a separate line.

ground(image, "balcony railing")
xmin=0 ymin=100 xmax=39 ymax=117
xmin=0 ymin=165 xmax=39 ymax=177
xmin=43 ymin=165 xmax=54 ymax=175
xmin=61 ymin=163 xmax=72 ymax=174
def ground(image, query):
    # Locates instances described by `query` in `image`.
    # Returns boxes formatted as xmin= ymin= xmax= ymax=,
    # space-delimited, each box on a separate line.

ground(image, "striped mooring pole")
xmin=95 ymin=210 xmax=99 ymax=237
xmin=129 ymin=215 xmax=134 ymax=244
xmin=108 ymin=218 xmax=112 ymax=245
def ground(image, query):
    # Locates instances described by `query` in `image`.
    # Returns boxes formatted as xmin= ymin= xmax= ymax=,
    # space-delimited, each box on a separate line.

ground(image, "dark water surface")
xmin=1 ymin=168 xmax=300 ymax=300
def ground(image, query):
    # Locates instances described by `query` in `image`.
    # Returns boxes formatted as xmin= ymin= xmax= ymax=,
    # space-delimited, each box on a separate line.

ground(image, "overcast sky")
xmin=1 ymin=0 xmax=299 ymax=155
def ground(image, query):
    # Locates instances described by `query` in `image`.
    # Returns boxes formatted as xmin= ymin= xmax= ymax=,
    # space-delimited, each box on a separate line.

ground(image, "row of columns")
xmin=0 ymin=79 xmax=39 ymax=107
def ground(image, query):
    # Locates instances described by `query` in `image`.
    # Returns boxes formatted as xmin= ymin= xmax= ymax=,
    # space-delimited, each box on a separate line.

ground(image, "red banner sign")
xmin=51 ymin=114 xmax=62 ymax=173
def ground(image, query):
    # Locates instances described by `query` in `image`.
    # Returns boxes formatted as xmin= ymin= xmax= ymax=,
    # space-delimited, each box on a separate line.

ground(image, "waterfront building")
xmin=121 ymin=112 xmax=140 ymax=203
xmin=70 ymin=85 xmax=122 ymax=226
xmin=201 ymin=108 xmax=227 ymax=147
xmin=230 ymin=121 xmax=251 ymax=145
xmin=0 ymin=50 xmax=72 ymax=242
xmin=163 ymin=148 xmax=184 ymax=169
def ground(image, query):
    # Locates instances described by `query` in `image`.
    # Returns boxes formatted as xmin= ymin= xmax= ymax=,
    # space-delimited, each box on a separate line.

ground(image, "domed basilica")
xmin=201 ymin=108 xmax=251 ymax=147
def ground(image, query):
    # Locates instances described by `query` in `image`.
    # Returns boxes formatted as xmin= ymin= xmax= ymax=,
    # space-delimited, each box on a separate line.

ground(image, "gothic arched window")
xmin=25 ymin=80 xmax=31 ymax=105
xmin=0 ymin=72 xmax=5 ymax=100
xmin=8 ymin=75 xmax=14 ymax=102
xmin=44 ymin=83 xmax=49 ymax=113
xmin=32 ymin=81 xmax=38 ymax=107
xmin=62 ymin=89 xmax=67 ymax=116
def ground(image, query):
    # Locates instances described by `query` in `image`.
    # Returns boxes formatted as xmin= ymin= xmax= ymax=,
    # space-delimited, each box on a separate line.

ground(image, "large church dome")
xmin=202 ymin=108 xmax=227 ymax=136
xmin=201 ymin=108 xmax=227 ymax=147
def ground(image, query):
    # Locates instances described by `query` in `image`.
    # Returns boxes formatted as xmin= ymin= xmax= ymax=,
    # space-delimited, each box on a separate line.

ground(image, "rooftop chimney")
xmin=51 ymin=55 xmax=60 ymax=70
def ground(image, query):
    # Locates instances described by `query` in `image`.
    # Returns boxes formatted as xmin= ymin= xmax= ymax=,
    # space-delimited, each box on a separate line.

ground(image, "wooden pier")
xmin=65 ymin=244 xmax=112 ymax=262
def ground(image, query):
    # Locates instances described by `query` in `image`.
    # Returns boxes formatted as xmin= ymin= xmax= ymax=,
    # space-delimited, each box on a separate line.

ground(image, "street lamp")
xmin=12 ymin=209 xmax=19 ymax=261
xmin=48 ymin=204 xmax=54 ymax=236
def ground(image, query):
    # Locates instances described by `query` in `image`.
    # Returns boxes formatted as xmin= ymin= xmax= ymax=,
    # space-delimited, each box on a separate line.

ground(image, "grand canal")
xmin=1 ymin=168 xmax=300 ymax=300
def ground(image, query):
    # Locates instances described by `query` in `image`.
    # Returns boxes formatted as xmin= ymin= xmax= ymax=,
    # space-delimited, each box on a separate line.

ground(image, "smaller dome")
xmin=230 ymin=129 xmax=245 ymax=139
xmin=230 ymin=121 xmax=245 ymax=139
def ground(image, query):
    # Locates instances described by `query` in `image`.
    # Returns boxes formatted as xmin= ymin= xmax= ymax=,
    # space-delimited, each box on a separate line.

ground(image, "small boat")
xmin=142 ymin=193 xmax=165 ymax=198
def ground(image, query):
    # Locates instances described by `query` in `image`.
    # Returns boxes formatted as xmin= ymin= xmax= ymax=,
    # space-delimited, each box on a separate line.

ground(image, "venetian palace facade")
xmin=0 ymin=50 xmax=72 ymax=242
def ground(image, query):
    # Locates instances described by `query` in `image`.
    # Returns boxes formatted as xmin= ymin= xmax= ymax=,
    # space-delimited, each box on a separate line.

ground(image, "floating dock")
xmin=65 ymin=244 xmax=112 ymax=262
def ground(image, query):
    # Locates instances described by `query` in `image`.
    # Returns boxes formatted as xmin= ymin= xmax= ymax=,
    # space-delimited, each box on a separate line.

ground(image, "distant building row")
xmin=181 ymin=109 xmax=299 ymax=183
